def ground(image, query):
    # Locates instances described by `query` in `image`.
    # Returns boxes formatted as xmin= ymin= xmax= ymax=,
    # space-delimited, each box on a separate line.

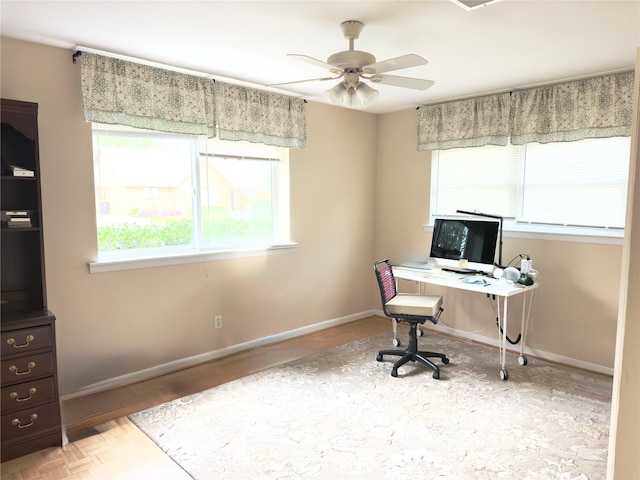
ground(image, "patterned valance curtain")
xmin=80 ymin=53 xmax=216 ymax=137
xmin=509 ymin=71 xmax=634 ymax=144
xmin=417 ymin=93 xmax=511 ymax=151
xmin=416 ymin=71 xmax=634 ymax=151
xmin=215 ymin=82 xmax=307 ymax=149
xmin=79 ymin=52 xmax=308 ymax=148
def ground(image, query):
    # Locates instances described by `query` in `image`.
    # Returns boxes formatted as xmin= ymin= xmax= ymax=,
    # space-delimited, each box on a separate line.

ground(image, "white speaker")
xmin=504 ymin=266 xmax=520 ymax=282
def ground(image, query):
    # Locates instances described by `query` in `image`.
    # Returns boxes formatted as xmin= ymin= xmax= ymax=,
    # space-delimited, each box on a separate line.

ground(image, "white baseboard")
xmin=60 ymin=310 xmax=378 ymax=402
xmin=61 ymin=308 xmax=612 ymax=403
xmin=374 ymin=309 xmax=614 ymax=376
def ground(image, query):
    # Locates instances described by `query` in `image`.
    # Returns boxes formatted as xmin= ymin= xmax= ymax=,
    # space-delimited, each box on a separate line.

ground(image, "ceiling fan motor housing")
xmin=327 ymin=50 xmax=376 ymax=70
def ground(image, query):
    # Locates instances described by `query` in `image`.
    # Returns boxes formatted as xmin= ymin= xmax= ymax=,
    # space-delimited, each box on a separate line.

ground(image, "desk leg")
xmin=413 ymin=281 xmax=424 ymax=337
xmin=517 ymin=291 xmax=534 ymax=366
xmin=416 ymin=281 xmax=424 ymax=337
xmin=391 ymin=318 xmax=400 ymax=347
xmin=499 ymin=296 xmax=509 ymax=381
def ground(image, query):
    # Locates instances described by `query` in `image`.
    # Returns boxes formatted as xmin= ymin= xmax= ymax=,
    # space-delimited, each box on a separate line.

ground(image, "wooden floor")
xmin=0 ymin=317 xmax=390 ymax=480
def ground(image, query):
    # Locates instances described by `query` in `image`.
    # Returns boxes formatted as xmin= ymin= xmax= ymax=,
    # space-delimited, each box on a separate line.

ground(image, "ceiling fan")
xmin=270 ymin=20 xmax=435 ymax=109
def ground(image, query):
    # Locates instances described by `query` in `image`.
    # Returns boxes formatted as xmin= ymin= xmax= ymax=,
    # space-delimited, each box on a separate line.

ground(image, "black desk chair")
xmin=374 ymin=259 xmax=448 ymax=379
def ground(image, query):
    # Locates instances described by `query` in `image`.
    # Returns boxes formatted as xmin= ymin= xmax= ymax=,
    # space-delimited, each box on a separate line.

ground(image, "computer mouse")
xmin=518 ymin=273 xmax=534 ymax=286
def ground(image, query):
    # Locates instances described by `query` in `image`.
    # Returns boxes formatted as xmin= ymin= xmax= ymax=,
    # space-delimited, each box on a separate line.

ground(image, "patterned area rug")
xmin=129 ymin=331 xmax=612 ymax=480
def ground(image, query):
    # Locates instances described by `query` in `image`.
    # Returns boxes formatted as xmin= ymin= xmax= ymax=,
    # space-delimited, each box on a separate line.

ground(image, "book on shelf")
xmin=8 ymin=216 xmax=31 ymax=222
xmin=7 ymin=164 xmax=34 ymax=177
xmin=6 ymin=217 xmax=32 ymax=228
xmin=1 ymin=210 xmax=32 ymax=228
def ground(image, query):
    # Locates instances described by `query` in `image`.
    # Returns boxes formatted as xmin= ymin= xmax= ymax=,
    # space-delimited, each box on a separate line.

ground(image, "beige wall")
xmin=1 ymin=37 xmax=377 ymax=395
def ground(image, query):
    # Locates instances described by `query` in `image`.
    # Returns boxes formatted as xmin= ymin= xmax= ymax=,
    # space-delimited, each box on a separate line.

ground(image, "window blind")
xmin=520 ymin=137 xmax=630 ymax=228
xmin=432 ymin=144 xmax=523 ymax=218
xmin=431 ymin=136 xmax=631 ymax=230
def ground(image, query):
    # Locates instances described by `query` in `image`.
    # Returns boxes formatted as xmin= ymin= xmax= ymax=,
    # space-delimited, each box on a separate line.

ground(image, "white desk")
xmin=392 ymin=266 xmax=538 ymax=380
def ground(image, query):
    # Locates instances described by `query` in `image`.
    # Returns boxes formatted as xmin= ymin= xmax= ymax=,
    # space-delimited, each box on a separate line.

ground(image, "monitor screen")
xmin=430 ymin=218 xmax=499 ymax=267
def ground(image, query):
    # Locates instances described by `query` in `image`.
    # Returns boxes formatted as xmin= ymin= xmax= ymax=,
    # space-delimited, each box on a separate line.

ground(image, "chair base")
xmin=377 ymin=350 xmax=449 ymax=378
xmin=376 ymin=323 xmax=449 ymax=379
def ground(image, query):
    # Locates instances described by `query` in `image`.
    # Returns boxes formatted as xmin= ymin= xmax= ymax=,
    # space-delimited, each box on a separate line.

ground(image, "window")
xmin=91 ymin=125 xmax=292 ymax=271
xmin=431 ymin=137 xmax=631 ymax=239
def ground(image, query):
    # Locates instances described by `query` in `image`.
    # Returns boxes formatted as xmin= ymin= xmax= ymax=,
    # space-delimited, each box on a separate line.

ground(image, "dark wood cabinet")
xmin=1 ymin=312 xmax=61 ymax=462
xmin=1 ymin=99 xmax=62 ymax=462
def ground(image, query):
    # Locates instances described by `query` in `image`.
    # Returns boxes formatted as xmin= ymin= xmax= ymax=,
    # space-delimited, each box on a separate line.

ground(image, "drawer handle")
xmin=8 ymin=362 xmax=36 ymax=376
xmin=10 ymin=388 xmax=37 ymax=402
xmin=12 ymin=414 xmax=38 ymax=429
xmin=6 ymin=335 xmax=35 ymax=348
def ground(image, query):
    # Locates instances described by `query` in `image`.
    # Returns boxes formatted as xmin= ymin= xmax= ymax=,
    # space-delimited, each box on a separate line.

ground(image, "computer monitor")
xmin=429 ymin=218 xmax=499 ymax=273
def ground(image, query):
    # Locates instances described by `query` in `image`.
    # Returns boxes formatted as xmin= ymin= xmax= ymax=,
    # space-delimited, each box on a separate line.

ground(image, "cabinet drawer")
xmin=1 ymin=325 xmax=52 ymax=356
xmin=1 ymin=376 xmax=56 ymax=414
xmin=1 ymin=402 xmax=60 ymax=444
xmin=1 ymin=352 xmax=54 ymax=386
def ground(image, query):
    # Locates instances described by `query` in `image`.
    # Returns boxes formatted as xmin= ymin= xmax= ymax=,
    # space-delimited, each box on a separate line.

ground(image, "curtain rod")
xmin=416 ymin=67 xmax=634 ymax=109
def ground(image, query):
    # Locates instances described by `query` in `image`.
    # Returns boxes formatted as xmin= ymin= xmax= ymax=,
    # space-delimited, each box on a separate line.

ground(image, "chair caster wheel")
xmin=417 ymin=328 xmax=423 ymax=337
xmin=392 ymin=338 xmax=400 ymax=347
xmin=391 ymin=369 xmax=398 ymax=377
xmin=518 ymin=355 xmax=528 ymax=366
xmin=442 ymin=357 xmax=449 ymax=364
xmin=500 ymin=368 xmax=509 ymax=381
xmin=432 ymin=371 xmax=440 ymax=379
xmin=376 ymin=353 xmax=383 ymax=362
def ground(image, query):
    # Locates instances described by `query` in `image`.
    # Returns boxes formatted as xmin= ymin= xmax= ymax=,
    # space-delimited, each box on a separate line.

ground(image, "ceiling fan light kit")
xmin=325 ymin=80 xmax=379 ymax=108
xmin=273 ymin=20 xmax=434 ymax=110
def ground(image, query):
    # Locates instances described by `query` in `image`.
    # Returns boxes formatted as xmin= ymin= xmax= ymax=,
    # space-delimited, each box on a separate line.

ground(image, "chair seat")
xmin=386 ymin=294 xmax=442 ymax=317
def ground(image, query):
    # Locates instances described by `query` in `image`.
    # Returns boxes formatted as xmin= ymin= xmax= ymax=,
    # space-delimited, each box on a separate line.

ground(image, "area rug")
xmin=129 ymin=331 xmax=612 ymax=480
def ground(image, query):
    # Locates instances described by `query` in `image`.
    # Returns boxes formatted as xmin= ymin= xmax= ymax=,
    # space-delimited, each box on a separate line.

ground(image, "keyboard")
xmin=398 ymin=261 xmax=434 ymax=270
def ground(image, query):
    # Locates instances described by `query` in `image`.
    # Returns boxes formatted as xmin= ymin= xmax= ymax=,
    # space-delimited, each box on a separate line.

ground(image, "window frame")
xmin=88 ymin=125 xmax=296 ymax=273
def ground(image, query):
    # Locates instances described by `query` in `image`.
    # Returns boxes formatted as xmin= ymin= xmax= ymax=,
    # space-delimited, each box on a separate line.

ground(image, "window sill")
xmin=424 ymin=223 xmax=624 ymax=246
xmin=88 ymin=242 xmax=298 ymax=273
xmin=500 ymin=224 xmax=624 ymax=245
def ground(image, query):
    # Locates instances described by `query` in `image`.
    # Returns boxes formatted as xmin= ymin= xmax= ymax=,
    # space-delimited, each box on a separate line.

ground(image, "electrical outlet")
xmin=214 ymin=315 xmax=222 ymax=329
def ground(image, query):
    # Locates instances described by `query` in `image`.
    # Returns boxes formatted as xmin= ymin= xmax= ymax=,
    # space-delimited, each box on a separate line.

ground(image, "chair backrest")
xmin=374 ymin=259 xmax=397 ymax=310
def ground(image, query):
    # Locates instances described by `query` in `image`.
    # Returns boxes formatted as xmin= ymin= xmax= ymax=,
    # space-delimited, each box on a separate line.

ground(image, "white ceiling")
xmin=1 ymin=1 xmax=639 ymax=114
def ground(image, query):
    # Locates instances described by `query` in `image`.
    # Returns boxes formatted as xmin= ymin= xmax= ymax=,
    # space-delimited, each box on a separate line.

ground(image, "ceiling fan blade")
xmin=363 ymin=54 xmax=428 ymax=74
xmin=267 ymin=76 xmax=340 ymax=88
xmin=287 ymin=54 xmax=338 ymax=72
xmin=370 ymin=74 xmax=435 ymax=90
